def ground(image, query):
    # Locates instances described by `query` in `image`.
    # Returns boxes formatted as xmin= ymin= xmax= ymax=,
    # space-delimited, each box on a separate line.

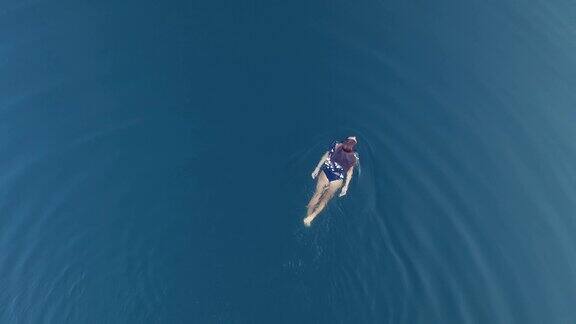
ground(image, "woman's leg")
xmin=306 ymin=171 xmax=329 ymax=216
xmin=304 ymin=179 xmax=343 ymax=226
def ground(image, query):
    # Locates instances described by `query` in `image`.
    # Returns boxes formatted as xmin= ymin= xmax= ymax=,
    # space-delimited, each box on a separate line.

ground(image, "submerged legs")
xmin=306 ymin=171 xmax=329 ymax=216
xmin=304 ymin=177 xmax=343 ymax=227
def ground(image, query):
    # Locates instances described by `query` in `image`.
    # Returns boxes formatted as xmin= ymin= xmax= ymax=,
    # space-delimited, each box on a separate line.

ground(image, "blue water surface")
xmin=2 ymin=0 xmax=576 ymax=323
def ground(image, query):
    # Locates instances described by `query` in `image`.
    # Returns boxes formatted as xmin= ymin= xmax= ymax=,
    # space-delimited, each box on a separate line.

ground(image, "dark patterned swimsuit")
xmin=321 ymin=141 xmax=359 ymax=182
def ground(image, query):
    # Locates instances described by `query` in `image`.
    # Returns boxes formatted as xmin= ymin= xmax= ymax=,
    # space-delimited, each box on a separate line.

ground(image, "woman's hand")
xmin=311 ymin=169 xmax=319 ymax=179
xmin=339 ymin=187 xmax=348 ymax=197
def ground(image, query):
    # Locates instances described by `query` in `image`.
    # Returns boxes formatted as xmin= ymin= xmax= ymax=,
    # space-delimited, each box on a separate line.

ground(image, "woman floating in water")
xmin=303 ymin=136 xmax=359 ymax=226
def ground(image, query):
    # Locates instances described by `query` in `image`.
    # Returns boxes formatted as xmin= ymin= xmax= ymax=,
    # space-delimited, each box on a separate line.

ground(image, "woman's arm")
xmin=339 ymin=167 xmax=354 ymax=196
xmin=311 ymin=152 xmax=329 ymax=179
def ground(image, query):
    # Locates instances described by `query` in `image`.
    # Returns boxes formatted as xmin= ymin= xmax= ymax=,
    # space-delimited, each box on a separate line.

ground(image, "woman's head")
xmin=342 ymin=136 xmax=357 ymax=152
xmin=331 ymin=136 xmax=357 ymax=171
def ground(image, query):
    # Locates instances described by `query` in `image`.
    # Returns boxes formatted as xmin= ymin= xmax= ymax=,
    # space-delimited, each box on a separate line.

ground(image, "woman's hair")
xmin=341 ymin=138 xmax=357 ymax=153
xmin=331 ymin=139 xmax=357 ymax=171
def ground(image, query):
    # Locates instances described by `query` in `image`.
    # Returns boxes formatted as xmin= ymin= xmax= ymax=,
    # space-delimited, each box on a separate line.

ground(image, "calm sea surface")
xmin=2 ymin=0 xmax=576 ymax=323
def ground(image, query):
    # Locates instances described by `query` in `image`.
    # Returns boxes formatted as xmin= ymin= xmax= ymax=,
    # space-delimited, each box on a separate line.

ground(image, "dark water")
xmin=2 ymin=0 xmax=576 ymax=322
